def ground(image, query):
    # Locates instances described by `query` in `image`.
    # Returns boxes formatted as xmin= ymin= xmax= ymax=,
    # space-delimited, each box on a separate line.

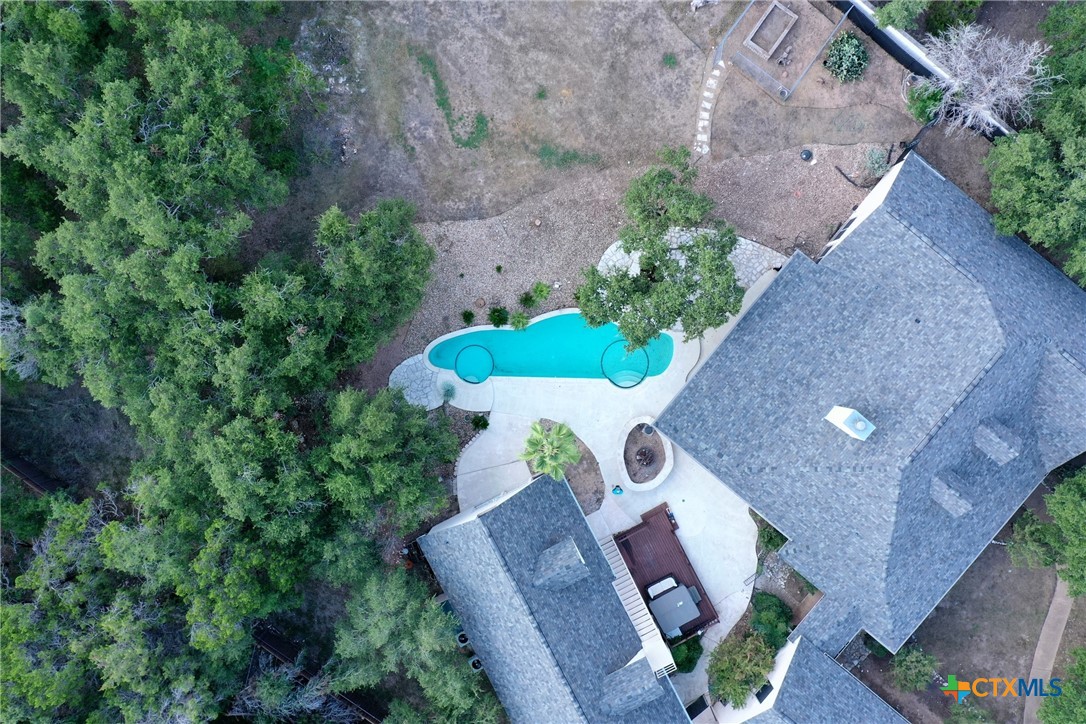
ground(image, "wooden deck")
xmin=614 ymin=503 xmax=718 ymax=641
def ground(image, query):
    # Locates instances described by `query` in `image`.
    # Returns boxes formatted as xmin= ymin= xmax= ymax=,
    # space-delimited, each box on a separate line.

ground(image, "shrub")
xmin=519 ymin=291 xmax=537 ymax=308
xmin=926 ymin=0 xmax=982 ymax=36
xmin=670 ymin=636 xmax=704 ymax=674
xmin=758 ymin=524 xmax=786 ymax=553
xmin=751 ymin=593 xmax=793 ymax=650
xmin=488 ymin=307 xmax=509 ymax=327
xmin=495 ymin=264 xmax=503 ymax=274
xmin=535 ymin=86 xmax=547 ymax=100
xmin=874 ymin=0 xmax=929 ymax=30
xmin=864 ymin=633 xmax=891 ymax=658
xmin=531 ymin=281 xmax=552 ymax=303
xmin=441 ymin=382 xmax=456 ymax=403
xmin=707 ymin=631 xmax=776 ymax=708
xmin=470 ymin=414 xmax=489 ymax=431
xmin=947 ymin=699 xmax=993 ymax=723
xmin=891 ymin=646 xmax=937 ymax=691
xmin=823 ymin=32 xmax=869 ymax=83
xmin=510 ymin=311 xmax=529 ymax=331
xmin=461 ymin=310 xmax=475 ymax=325
xmin=906 ymin=85 xmax=943 ymax=124
xmin=865 ymin=148 xmax=891 ymax=178
xmin=662 ymin=53 xmax=678 ymax=68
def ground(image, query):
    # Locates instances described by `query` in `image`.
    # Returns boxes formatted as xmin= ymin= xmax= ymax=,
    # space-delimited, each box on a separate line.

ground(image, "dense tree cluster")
xmin=986 ymin=1 xmax=1086 ymax=285
xmin=576 ymin=146 xmax=744 ymax=350
xmin=1 ymin=2 xmax=499 ymax=720
xmin=1010 ymin=468 xmax=1086 ymax=596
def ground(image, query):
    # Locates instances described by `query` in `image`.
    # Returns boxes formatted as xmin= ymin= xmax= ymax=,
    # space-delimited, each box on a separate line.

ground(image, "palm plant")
xmin=519 ymin=421 xmax=581 ymax=480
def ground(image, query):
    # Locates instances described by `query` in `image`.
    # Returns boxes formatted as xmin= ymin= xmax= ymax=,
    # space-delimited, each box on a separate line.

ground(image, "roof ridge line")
xmin=480 ymin=514 xmax=588 ymax=722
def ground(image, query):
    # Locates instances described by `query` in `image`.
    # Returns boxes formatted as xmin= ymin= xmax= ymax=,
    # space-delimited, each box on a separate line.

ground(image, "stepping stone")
xmin=701 ymin=100 xmax=712 ymax=109
xmin=696 ymin=134 xmax=708 ymax=142
xmin=712 ymin=69 xmax=721 ymax=77
xmin=699 ymin=111 xmax=710 ymax=120
xmin=702 ymin=90 xmax=713 ymax=98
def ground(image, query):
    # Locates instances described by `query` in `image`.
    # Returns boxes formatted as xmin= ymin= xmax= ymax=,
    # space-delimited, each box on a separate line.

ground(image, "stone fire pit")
xmin=618 ymin=416 xmax=674 ymax=491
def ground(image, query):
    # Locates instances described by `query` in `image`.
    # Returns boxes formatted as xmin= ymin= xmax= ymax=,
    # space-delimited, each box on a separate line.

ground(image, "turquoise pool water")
xmin=427 ymin=312 xmax=674 ymax=387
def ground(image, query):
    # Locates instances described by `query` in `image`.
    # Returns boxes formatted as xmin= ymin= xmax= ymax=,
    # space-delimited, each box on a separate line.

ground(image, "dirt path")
xmin=1023 ymin=577 xmax=1073 ymax=724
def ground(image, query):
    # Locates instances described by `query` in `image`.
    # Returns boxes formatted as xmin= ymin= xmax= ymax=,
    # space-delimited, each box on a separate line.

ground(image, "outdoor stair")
xmin=598 ymin=535 xmax=677 ymax=677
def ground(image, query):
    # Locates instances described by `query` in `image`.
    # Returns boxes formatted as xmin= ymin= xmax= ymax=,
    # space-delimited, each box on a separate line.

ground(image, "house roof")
xmin=750 ymin=638 xmax=906 ymax=724
xmin=657 ymin=152 xmax=1086 ymax=654
xmin=419 ymin=476 xmax=689 ymax=724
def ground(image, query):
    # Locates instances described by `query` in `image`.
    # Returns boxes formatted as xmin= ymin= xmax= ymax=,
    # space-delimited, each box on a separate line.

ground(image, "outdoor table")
xmin=648 ymin=583 xmax=699 ymax=637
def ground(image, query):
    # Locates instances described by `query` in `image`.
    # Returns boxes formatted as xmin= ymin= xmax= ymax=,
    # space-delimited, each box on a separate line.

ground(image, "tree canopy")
xmin=576 ymin=146 xmax=744 ymax=349
xmin=1 ymin=2 xmax=497 ymax=719
xmin=985 ymin=1 xmax=1086 ymax=285
xmin=1010 ymin=468 xmax=1086 ymax=596
xmin=706 ymin=630 xmax=776 ymax=708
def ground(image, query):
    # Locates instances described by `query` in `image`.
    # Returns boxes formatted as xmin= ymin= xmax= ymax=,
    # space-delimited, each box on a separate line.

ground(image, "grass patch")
xmin=535 ymin=85 xmax=548 ymax=100
xmin=538 ymin=143 xmax=601 ymax=169
xmin=414 ymin=50 xmax=489 ymax=149
xmin=670 ymin=636 xmax=704 ymax=674
xmin=662 ymin=52 xmax=678 ymax=68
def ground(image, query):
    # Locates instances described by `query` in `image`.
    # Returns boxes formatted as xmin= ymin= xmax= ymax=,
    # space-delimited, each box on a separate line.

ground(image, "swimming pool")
xmin=426 ymin=311 xmax=674 ymax=387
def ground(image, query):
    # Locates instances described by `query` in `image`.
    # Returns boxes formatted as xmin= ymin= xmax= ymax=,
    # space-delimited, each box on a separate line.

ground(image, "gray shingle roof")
xmin=658 ymin=153 xmax=1086 ymax=655
xmin=751 ymin=638 xmax=907 ymax=723
xmin=419 ymin=476 xmax=689 ymax=724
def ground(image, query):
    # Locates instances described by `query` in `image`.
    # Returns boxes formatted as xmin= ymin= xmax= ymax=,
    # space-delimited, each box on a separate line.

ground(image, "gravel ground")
xmin=345 ymin=142 xmax=885 ymax=390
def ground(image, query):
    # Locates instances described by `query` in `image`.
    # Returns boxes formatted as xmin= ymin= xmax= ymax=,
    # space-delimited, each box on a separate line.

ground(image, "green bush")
xmin=823 ymin=31 xmax=869 ymax=83
xmin=947 ymin=698 xmax=993 ymax=723
xmin=531 ymin=281 xmax=552 ymax=303
xmin=707 ymin=631 xmax=776 ymax=708
xmin=519 ymin=291 xmax=538 ymax=308
xmin=510 ymin=311 xmax=529 ymax=331
xmin=891 ymin=646 xmax=937 ymax=691
xmin=758 ymin=524 xmax=787 ymax=553
xmin=751 ymin=592 xmax=793 ymax=650
xmin=441 ymin=382 xmax=456 ymax=402
xmin=670 ymin=636 xmax=704 ymax=674
xmin=874 ymin=0 xmax=930 ymax=30
xmin=470 ymin=414 xmax=489 ymax=431
xmin=535 ymin=86 xmax=547 ymax=100
xmin=488 ymin=307 xmax=509 ymax=327
xmin=495 ymin=264 xmax=503 ymax=274
xmin=907 ymin=85 xmax=943 ymax=124
xmin=461 ymin=310 xmax=475 ymax=325
xmin=926 ymin=0 xmax=983 ymax=36
xmin=662 ymin=53 xmax=678 ymax=68
xmin=864 ymin=633 xmax=891 ymax=658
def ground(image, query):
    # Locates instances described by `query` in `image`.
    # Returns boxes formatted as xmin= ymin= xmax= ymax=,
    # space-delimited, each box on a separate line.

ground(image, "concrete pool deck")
xmin=408 ymin=269 xmax=780 ymax=701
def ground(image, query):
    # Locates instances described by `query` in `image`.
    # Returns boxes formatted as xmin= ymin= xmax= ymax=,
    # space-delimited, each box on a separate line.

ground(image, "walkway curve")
xmin=1023 ymin=577 xmax=1072 ymax=724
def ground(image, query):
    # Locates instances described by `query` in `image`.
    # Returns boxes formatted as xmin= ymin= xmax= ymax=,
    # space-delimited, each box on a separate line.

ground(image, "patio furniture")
xmin=688 ymin=586 xmax=702 ymax=604
xmin=648 ymin=584 xmax=700 ymax=637
xmin=647 ymin=576 xmax=678 ymax=599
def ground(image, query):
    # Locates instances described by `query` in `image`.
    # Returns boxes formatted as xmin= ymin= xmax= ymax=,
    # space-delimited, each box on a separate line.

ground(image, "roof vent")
xmin=974 ymin=420 xmax=1021 ymax=465
xmin=533 ymin=536 xmax=589 ymax=590
xmin=824 ymin=406 xmax=876 ymax=441
xmin=931 ymin=470 xmax=972 ymax=517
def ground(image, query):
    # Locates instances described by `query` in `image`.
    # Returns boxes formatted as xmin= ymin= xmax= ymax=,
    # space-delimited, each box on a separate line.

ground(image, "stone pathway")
xmin=1023 ymin=577 xmax=1072 ymax=724
xmin=695 ymin=58 xmax=730 ymax=156
xmin=388 ymin=354 xmax=441 ymax=410
xmin=598 ymin=232 xmax=787 ymax=289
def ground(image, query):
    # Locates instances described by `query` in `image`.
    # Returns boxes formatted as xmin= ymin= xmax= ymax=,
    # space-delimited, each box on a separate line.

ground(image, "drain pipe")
xmin=834 ymin=0 xmax=1013 ymax=138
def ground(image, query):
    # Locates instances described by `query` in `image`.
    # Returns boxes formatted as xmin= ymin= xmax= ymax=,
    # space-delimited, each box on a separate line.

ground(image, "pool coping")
xmin=422 ymin=307 xmax=678 ymax=384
